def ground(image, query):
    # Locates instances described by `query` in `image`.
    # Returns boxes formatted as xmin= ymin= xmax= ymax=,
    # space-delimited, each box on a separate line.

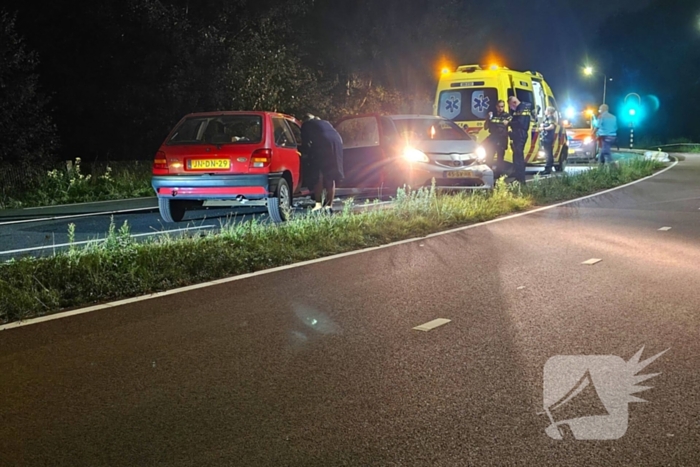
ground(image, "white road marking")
xmin=0 ymin=207 xmax=156 ymax=226
xmin=0 ymin=225 xmax=217 ymax=256
xmin=582 ymin=258 xmax=603 ymax=265
xmin=658 ymin=226 xmax=672 ymax=231
xmin=22 ymin=197 xmax=155 ymax=210
xmin=413 ymin=318 xmax=451 ymax=332
xmin=0 ymin=159 xmax=679 ymax=331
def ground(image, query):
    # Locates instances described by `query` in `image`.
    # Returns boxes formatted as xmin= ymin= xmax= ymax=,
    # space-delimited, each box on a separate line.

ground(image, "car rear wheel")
xmin=158 ymin=198 xmax=187 ymax=223
xmin=555 ymin=146 xmax=568 ymax=172
xmin=267 ymin=178 xmax=291 ymax=223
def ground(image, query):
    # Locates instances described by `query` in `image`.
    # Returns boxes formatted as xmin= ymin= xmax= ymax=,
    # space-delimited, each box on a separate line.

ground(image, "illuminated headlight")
xmin=403 ymin=147 xmax=429 ymax=163
xmin=583 ymin=136 xmax=593 ymax=145
xmin=476 ymin=146 xmax=486 ymax=161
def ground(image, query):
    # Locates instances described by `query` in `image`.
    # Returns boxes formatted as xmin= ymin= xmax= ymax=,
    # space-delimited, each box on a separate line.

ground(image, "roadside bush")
xmin=0 ymin=158 xmax=153 ymax=208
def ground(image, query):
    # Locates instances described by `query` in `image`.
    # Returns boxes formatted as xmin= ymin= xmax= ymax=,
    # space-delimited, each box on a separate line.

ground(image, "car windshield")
xmin=392 ymin=118 xmax=470 ymax=142
xmin=167 ymin=115 xmax=263 ymax=145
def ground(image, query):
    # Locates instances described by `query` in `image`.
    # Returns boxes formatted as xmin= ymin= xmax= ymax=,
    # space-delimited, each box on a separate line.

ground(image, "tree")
xmin=6 ymin=0 xmax=328 ymax=160
xmin=0 ymin=10 xmax=58 ymax=169
xmin=296 ymin=0 xmax=491 ymax=117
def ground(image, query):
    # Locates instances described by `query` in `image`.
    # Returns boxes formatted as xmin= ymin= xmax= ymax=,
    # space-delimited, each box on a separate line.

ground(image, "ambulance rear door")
xmin=435 ymin=78 xmax=501 ymax=141
xmin=507 ymin=76 xmax=539 ymax=162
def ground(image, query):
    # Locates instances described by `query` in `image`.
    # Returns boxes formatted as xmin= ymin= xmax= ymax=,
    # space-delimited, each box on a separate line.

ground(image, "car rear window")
xmin=392 ymin=118 xmax=470 ymax=141
xmin=167 ymin=115 xmax=263 ymax=145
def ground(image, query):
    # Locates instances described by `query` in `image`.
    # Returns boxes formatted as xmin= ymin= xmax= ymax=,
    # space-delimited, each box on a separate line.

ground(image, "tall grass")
xmin=0 ymin=158 xmax=665 ymax=324
xmin=0 ymin=158 xmax=153 ymax=209
xmin=636 ymin=136 xmax=700 ymax=154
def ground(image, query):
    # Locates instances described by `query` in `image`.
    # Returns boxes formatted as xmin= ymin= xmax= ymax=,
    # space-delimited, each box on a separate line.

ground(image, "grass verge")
xmin=0 ymin=158 xmax=666 ymax=324
xmin=660 ymin=145 xmax=700 ymax=153
xmin=0 ymin=158 xmax=153 ymax=209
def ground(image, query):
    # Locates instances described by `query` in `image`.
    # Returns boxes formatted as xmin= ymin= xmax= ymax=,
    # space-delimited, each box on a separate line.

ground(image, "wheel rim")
xmin=280 ymin=182 xmax=290 ymax=208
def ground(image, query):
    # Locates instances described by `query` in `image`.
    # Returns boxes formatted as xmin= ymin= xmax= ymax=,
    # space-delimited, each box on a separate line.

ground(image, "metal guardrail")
xmin=637 ymin=143 xmax=700 ymax=149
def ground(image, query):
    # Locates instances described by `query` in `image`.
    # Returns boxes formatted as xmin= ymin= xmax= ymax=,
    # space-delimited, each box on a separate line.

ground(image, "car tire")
xmin=267 ymin=177 xmax=291 ymax=223
xmin=159 ymin=197 xmax=186 ymax=223
xmin=555 ymin=146 xmax=568 ymax=172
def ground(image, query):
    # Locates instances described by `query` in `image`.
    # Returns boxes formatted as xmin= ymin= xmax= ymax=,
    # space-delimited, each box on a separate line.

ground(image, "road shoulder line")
xmin=0 ymin=159 xmax=678 ymax=331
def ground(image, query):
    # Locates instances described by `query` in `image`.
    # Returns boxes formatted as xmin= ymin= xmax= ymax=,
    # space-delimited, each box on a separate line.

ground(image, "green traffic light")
xmin=629 ymin=108 xmax=637 ymax=116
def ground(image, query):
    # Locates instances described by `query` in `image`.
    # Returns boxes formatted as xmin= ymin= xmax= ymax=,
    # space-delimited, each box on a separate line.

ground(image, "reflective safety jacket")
xmin=485 ymin=111 xmax=511 ymax=137
xmin=541 ymin=115 xmax=557 ymax=144
xmin=509 ymin=102 xmax=532 ymax=137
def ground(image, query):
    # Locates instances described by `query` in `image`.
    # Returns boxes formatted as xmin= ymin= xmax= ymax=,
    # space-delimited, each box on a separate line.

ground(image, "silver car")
xmin=334 ymin=114 xmax=494 ymax=194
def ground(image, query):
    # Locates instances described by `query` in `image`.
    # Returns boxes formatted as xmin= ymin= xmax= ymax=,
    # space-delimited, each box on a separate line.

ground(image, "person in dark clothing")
xmin=507 ymin=96 xmax=531 ymax=184
xmin=484 ymin=100 xmax=511 ymax=176
xmin=300 ymin=114 xmax=344 ymax=211
xmin=539 ymin=106 xmax=558 ymax=175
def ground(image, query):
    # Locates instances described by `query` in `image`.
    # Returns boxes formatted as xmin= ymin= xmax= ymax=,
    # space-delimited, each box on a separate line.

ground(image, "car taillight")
xmin=153 ymin=151 xmax=169 ymax=175
xmin=250 ymin=148 xmax=272 ymax=168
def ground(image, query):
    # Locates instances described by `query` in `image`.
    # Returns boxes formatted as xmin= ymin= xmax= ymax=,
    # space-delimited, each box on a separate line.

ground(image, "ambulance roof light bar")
xmin=456 ymin=64 xmax=510 ymax=73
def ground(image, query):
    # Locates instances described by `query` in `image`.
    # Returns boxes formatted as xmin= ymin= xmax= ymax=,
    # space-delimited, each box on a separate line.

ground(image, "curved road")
xmin=1 ymin=154 xmax=699 ymax=466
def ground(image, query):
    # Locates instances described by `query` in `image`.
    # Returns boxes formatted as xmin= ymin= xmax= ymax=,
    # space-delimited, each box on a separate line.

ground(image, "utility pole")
xmin=603 ymin=75 xmax=607 ymax=106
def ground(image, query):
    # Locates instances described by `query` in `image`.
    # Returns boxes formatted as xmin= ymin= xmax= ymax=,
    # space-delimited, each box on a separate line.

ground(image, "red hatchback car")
xmin=152 ymin=111 xmax=304 ymax=222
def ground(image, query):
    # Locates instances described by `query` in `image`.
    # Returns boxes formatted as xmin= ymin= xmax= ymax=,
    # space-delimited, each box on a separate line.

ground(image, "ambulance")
xmin=434 ymin=64 xmax=568 ymax=174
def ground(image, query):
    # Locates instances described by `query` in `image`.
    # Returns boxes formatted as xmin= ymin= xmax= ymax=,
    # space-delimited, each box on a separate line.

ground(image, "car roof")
xmin=336 ymin=113 xmax=448 ymax=122
xmin=387 ymin=115 xmax=447 ymax=120
xmin=182 ymin=110 xmax=299 ymax=121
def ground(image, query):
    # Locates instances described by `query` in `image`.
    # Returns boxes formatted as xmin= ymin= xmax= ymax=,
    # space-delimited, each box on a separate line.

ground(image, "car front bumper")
xmin=567 ymin=142 xmax=596 ymax=158
xmin=405 ymin=163 xmax=494 ymax=189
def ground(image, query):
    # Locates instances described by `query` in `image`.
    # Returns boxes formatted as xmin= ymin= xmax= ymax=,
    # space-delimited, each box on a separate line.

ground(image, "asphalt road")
xmin=0 ymin=162 xmax=600 ymax=260
xmin=3 ymin=154 xmax=696 ymax=466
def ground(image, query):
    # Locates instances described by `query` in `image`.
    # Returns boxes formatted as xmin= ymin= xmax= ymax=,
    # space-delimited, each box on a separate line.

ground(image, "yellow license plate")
xmin=445 ymin=170 xmax=474 ymax=178
xmin=189 ymin=159 xmax=230 ymax=170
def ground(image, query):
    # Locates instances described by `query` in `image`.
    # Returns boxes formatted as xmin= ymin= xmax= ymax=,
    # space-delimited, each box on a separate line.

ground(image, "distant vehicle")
xmin=333 ymin=114 xmax=494 ymax=192
xmin=562 ymin=110 xmax=598 ymax=160
xmin=151 ymin=111 xmax=305 ymax=223
xmin=434 ymin=64 xmax=568 ymax=173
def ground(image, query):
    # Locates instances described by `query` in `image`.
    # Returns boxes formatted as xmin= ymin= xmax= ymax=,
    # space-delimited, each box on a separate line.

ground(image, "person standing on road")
xmin=507 ymin=96 xmax=532 ymax=183
xmin=539 ymin=106 xmax=558 ymax=175
xmin=300 ymin=114 xmax=344 ymax=212
xmin=484 ymin=100 xmax=511 ymax=176
xmin=593 ymin=104 xmax=618 ymax=166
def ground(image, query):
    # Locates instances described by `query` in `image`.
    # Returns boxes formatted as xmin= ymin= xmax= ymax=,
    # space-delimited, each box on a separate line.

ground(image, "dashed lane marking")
xmin=413 ymin=318 xmax=451 ymax=332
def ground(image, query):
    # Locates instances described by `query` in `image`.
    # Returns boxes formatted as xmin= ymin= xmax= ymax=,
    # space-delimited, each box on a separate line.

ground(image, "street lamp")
xmin=583 ymin=66 xmax=612 ymax=105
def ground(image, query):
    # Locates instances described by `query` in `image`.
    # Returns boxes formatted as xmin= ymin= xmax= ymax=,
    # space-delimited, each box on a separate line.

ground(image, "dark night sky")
xmin=474 ymin=0 xmax=654 ymax=104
